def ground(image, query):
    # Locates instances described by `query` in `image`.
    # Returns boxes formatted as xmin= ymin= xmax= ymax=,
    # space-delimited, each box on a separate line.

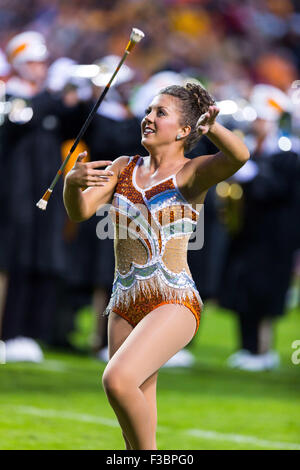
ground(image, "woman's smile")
xmin=143 ymin=125 xmax=156 ymax=137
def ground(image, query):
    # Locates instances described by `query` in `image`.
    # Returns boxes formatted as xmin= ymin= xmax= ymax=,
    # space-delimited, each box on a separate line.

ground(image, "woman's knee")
xmin=102 ymin=366 xmax=133 ymax=397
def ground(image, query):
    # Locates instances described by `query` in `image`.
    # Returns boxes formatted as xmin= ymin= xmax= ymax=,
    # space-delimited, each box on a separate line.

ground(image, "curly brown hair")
xmin=159 ymin=83 xmax=216 ymax=153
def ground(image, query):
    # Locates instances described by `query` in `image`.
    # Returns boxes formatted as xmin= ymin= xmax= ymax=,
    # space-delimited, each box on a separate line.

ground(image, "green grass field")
xmin=1 ymin=302 xmax=300 ymax=450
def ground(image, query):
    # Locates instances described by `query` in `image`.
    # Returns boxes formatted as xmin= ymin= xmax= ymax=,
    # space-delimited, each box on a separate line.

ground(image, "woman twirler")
xmin=63 ymin=83 xmax=250 ymax=450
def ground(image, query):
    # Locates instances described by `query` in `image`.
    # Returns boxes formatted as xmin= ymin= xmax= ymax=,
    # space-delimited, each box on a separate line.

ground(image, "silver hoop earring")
xmin=176 ymin=135 xmax=182 ymax=141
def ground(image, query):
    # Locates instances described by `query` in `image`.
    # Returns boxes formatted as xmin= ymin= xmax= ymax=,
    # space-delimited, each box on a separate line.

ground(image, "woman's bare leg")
xmin=121 ymin=371 xmax=157 ymax=450
xmin=106 ymin=312 xmax=133 ymax=449
xmin=106 ymin=312 xmax=158 ymax=450
xmin=102 ymin=303 xmax=197 ymax=450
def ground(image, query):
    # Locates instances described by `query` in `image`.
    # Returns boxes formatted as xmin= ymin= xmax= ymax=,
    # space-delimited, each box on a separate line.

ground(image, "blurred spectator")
xmin=0 ymin=31 xmax=87 ymax=361
xmin=0 ymin=30 xmax=49 ymax=362
xmin=217 ymin=84 xmax=300 ymax=371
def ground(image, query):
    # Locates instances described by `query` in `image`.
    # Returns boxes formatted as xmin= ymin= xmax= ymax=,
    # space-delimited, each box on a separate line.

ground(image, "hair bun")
xmin=158 ymin=83 xmax=216 ymax=153
xmin=185 ymin=82 xmax=215 ymax=112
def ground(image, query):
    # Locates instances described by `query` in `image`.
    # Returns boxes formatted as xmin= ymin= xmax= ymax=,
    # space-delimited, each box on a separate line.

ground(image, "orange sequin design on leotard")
xmin=102 ymin=155 xmax=203 ymax=337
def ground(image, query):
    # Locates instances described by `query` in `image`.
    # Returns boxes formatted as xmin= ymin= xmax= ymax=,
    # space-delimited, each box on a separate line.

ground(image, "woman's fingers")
xmin=76 ymin=151 xmax=88 ymax=162
xmin=87 ymin=160 xmax=113 ymax=168
xmin=210 ymin=106 xmax=220 ymax=117
xmin=84 ymin=170 xmax=114 ymax=183
xmin=86 ymin=180 xmax=109 ymax=186
xmin=197 ymin=106 xmax=220 ymax=129
xmin=86 ymin=175 xmax=111 ymax=182
xmin=206 ymin=107 xmax=218 ymax=120
xmin=88 ymin=169 xmax=114 ymax=176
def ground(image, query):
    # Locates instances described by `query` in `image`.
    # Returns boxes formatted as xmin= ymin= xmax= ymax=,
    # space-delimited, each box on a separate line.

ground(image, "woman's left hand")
xmin=196 ymin=105 xmax=220 ymax=135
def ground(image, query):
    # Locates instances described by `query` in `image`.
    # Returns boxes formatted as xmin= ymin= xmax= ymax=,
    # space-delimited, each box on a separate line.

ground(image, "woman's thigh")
xmin=106 ymin=310 xmax=158 ymax=415
xmin=107 ymin=311 xmax=134 ymax=359
xmin=107 ymin=311 xmax=158 ymax=390
xmin=105 ymin=303 xmax=197 ymax=388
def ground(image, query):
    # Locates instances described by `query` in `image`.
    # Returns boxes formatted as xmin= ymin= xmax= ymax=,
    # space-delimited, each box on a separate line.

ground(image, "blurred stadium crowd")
xmin=0 ymin=0 xmax=299 ymax=370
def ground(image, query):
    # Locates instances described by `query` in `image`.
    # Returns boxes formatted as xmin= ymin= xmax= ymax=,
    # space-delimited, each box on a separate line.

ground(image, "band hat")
xmin=250 ymin=84 xmax=292 ymax=121
xmin=6 ymin=31 xmax=48 ymax=66
xmin=47 ymin=57 xmax=78 ymax=92
xmin=91 ymin=55 xmax=135 ymax=87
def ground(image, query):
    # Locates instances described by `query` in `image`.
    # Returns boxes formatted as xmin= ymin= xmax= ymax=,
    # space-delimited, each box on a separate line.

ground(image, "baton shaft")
xmin=48 ymin=51 xmax=130 ymax=191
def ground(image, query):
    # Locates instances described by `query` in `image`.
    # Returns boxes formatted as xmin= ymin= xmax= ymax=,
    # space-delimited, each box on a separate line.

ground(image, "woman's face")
xmin=141 ymin=94 xmax=184 ymax=150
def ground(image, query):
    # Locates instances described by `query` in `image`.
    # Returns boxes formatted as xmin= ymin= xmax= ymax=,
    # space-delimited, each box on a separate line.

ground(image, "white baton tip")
xmin=36 ymin=199 xmax=48 ymax=211
xmin=130 ymin=28 xmax=145 ymax=43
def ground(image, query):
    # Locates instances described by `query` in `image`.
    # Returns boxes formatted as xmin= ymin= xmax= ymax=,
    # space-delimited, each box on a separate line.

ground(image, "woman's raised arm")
xmin=188 ymin=106 xmax=250 ymax=192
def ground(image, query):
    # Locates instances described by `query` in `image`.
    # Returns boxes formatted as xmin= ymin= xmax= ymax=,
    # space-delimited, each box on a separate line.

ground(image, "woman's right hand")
xmin=66 ymin=151 xmax=114 ymax=188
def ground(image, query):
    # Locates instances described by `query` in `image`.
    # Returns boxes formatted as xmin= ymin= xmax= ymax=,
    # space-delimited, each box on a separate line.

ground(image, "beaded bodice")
xmin=104 ymin=155 xmax=203 ymax=316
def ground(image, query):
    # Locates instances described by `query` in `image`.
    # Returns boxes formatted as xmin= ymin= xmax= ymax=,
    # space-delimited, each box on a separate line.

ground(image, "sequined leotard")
xmin=102 ymin=155 xmax=203 ymax=337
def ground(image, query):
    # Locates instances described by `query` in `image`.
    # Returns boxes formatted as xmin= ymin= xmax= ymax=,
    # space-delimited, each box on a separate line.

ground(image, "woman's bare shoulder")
xmin=106 ymin=155 xmax=132 ymax=178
